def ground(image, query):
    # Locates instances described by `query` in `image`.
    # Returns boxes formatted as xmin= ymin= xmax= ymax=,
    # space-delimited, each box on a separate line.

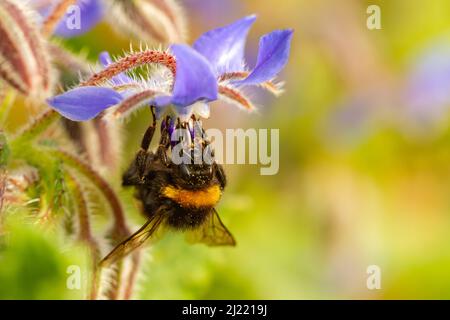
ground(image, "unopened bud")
xmin=107 ymin=0 xmax=187 ymax=44
xmin=0 ymin=0 xmax=53 ymax=98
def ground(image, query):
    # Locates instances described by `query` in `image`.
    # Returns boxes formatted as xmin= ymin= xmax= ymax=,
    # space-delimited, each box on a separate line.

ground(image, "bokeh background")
xmin=1 ymin=0 xmax=450 ymax=299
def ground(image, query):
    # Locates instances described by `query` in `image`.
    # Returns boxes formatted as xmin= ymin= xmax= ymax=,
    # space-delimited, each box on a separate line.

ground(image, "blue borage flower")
xmin=195 ymin=15 xmax=293 ymax=112
xmin=47 ymin=15 xmax=293 ymax=121
xmin=48 ymin=45 xmax=217 ymax=121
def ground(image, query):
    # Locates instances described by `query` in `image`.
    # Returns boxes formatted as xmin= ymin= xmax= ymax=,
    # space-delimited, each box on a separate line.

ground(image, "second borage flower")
xmin=48 ymin=15 xmax=293 ymax=121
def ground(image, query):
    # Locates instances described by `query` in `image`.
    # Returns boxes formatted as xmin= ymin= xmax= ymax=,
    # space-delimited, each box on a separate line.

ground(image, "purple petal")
xmin=152 ymin=94 xmax=208 ymax=120
xmin=170 ymin=44 xmax=218 ymax=106
xmin=54 ymin=0 xmax=104 ymax=38
xmin=47 ymin=86 xmax=123 ymax=121
xmin=193 ymin=15 xmax=256 ymax=75
xmin=153 ymin=95 xmax=173 ymax=107
xmin=405 ymin=44 xmax=450 ymax=121
xmin=152 ymin=95 xmax=173 ymax=119
xmin=168 ymin=118 xmax=176 ymax=145
xmin=237 ymin=29 xmax=293 ymax=85
xmin=98 ymin=51 xmax=133 ymax=85
xmin=98 ymin=51 xmax=113 ymax=67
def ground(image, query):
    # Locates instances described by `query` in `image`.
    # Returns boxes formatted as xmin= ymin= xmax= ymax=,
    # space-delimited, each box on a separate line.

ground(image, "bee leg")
xmin=123 ymin=159 xmax=141 ymax=186
xmin=213 ymin=162 xmax=227 ymax=189
xmin=140 ymin=106 xmax=157 ymax=151
xmin=123 ymin=108 xmax=157 ymax=185
xmin=123 ymin=149 xmax=152 ymax=185
xmin=132 ymin=107 xmax=157 ymax=180
xmin=157 ymin=116 xmax=171 ymax=166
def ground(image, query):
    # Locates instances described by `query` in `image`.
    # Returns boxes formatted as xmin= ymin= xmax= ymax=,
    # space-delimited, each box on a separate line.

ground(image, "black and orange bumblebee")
xmin=101 ymin=113 xmax=235 ymax=267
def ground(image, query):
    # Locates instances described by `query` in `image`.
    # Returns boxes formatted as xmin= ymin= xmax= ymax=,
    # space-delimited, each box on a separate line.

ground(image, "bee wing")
xmin=185 ymin=208 xmax=236 ymax=246
xmin=100 ymin=213 xmax=165 ymax=267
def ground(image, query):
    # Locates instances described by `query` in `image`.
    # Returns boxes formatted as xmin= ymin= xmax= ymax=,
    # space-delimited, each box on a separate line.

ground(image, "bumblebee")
xmin=101 ymin=114 xmax=235 ymax=267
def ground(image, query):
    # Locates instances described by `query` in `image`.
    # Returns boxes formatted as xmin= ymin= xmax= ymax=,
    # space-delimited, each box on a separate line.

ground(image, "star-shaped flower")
xmin=193 ymin=15 xmax=293 ymax=113
xmin=48 ymin=44 xmax=217 ymax=121
xmin=47 ymin=15 xmax=293 ymax=121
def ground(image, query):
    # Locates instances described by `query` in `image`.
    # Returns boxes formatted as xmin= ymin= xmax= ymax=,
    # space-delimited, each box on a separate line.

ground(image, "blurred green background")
xmin=1 ymin=0 xmax=450 ymax=299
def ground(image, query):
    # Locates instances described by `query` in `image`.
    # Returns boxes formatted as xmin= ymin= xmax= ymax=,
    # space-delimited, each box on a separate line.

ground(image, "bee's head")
xmin=174 ymin=162 xmax=214 ymax=189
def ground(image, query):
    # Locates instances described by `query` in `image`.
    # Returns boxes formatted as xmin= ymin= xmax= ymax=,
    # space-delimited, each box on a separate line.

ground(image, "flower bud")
xmin=106 ymin=0 xmax=187 ymax=44
xmin=0 ymin=0 xmax=53 ymax=98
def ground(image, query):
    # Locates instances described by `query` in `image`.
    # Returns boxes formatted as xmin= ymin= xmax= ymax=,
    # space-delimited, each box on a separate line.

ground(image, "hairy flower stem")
xmin=48 ymin=43 xmax=91 ymax=77
xmin=93 ymin=118 xmax=121 ymax=171
xmin=151 ymin=0 xmax=187 ymax=41
xmin=50 ymin=150 xmax=140 ymax=299
xmin=218 ymin=71 xmax=249 ymax=82
xmin=107 ymin=0 xmax=187 ymax=43
xmin=1 ymin=0 xmax=53 ymax=96
xmin=104 ymin=261 xmax=124 ymax=300
xmin=12 ymin=109 xmax=60 ymax=143
xmin=10 ymin=111 xmax=141 ymax=299
xmin=219 ymin=85 xmax=255 ymax=111
xmin=41 ymin=0 xmax=78 ymax=37
xmin=111 ymin=89 xmax=158 ymax=120
xmin=7 ymin=142 xmax=66 ymax=220
xmin=123 ymin=251 xmax=142 ymax=300
xmin=65 ymin=172 xmax=101 ymax=299
xmin=219 ymin=71 xmax=283 ymax=96
xmin=50 ymin=149 xmax=128 ymax=236
xmin=81 ymin=50 xmax=176 ymax=86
